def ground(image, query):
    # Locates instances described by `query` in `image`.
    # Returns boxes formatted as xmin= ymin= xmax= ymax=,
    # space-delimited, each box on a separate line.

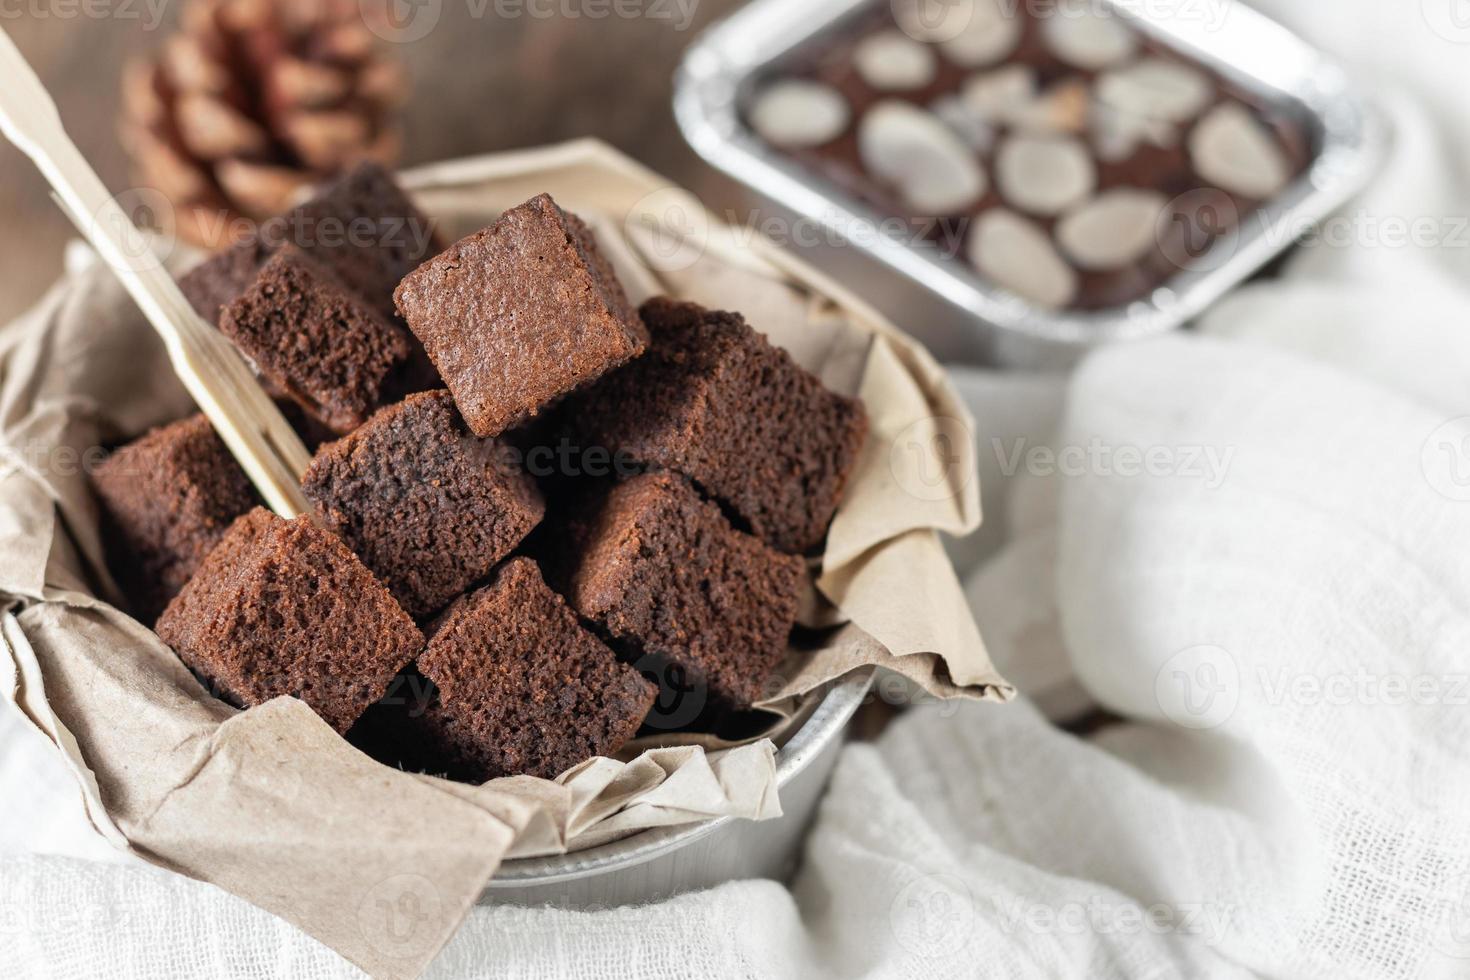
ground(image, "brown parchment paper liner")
xmin=0 ymin=140 xmax=1011 ymax=979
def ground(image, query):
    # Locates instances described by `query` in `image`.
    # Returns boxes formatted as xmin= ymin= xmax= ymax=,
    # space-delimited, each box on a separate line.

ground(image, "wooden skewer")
xmin=0 ymin=26 xmax=311 ymax=518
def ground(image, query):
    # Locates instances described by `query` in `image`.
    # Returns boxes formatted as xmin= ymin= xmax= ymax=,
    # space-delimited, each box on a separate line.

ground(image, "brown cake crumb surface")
xmin=393 ymin=193 xmax=648 ymax=437
xmin=567 ymin=297 xmax=868 ymax=554
xmin=92 ymin=414 xmax=259 ymax=622
xmin=156 ymin=508 xmax=423 ymax=733
xmin=569 ymin=472 xmax=805 ymax=711
xmin=179 ymin=162 xmax=442 ymax=326
xmin=415 ymin=557 xmax=656 ymax=781
xmin=302 ymin=390 xmax=546 ymax=618
xmin=291 ymin=161 xmax=444 ymax=320
xmin=180 ymin=233 xmax=275 ymax=327
xmin=219 ymin=245 xmax=410 ymax=435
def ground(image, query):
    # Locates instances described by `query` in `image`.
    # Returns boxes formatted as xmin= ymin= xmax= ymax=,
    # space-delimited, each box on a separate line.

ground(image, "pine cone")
xmin=121 ymin=0 xmax=404 ymax=250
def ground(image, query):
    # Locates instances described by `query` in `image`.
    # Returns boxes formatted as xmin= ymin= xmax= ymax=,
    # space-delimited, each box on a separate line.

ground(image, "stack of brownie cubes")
xmin=92 ymin=164 xmax=868 ymax=782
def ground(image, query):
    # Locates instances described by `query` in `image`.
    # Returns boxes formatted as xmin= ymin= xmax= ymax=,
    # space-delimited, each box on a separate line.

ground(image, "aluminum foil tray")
xmin=675 ymin=0 xmax=1388 ymax=368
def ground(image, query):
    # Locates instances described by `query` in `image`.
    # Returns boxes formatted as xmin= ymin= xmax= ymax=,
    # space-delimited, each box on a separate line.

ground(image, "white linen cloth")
xmin=6 ymin=2 xmax=1470 ymax=976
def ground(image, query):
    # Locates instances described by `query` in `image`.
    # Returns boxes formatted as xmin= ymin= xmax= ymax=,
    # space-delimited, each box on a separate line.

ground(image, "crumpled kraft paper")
xmin=0 ymin=140 xmax=1010 ymax=979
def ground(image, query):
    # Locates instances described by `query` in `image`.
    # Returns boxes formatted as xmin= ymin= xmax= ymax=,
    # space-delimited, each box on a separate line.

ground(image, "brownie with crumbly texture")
xmin=156 ymin=508 xmax=423 ymax=733
xmin=393 ymin=193 xmax=648 ymax=438
xmin=415 ymin=558 xmax=656 ymax=781
xmin=566 ymin=297 xmax=868 ymax=554
xmin=92 ymin=414 xmax=259 ymax=623
xmin=567 ymin=472 xmax=804 ymax=711
xmin=302 ymin=390 xmax=545 ymax=618
xmin=179 ymin=162 xmax=442 ymax=326
xmin=180 ymin=233 xmax=275 ymax=327
xmin=291 ymin=161 xmax=444 ymax=320
xmin=219 ymin=246 xmax=411 ymax=435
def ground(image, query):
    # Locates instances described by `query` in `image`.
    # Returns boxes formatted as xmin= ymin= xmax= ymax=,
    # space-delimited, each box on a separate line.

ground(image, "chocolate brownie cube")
xmin=156 ymin=508 xmax=423 ymax=733
xmin=291 ymin=161 xmax=444 ymax=320
xmin=285 ymin=163 xmax=445 ymax=395
xmin=178 ymin=240 xmax=397 ymax=449
xmin=180 ymin=232 xmax=275 ymax=327
xmin=219 ymin=245 xmax=411 ymax=435
xmin=566 ymin=297 xmax=868 ymax=554
xmin=301 ymin=390 xmax=545 ymax=617
xmin=415 ymin=557 xmax=656 ymax=781
xmin=181 ymin=162 xmax=443 ymax=327
xmin=92 ymin=414 xmax=259 ymax=622
xmin=393 ymin=193 xmax=648 ymax=437
xmin=567 ymin=472 xmax=805 ymax=711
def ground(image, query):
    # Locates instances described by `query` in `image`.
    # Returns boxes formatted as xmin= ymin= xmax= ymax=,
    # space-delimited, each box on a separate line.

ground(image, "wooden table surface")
xmin=0 ymin=1 xmax=751 ymax=325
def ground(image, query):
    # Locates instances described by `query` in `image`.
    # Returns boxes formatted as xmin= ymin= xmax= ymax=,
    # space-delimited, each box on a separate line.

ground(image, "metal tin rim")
xmin=673 ymin=0 xmax=1391 ymax=351
xmin=487 ymin=669 xmax=875 ymax=886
